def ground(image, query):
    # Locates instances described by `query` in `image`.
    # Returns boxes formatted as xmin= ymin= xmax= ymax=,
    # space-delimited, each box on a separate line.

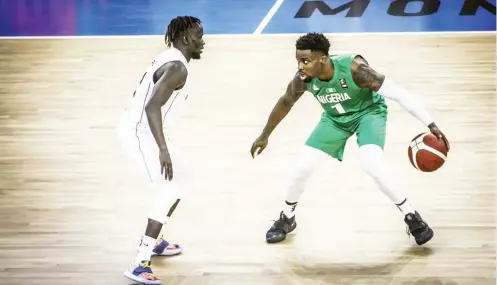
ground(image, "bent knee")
xmin=292 ymin=146 xmax=328 ymax=174
xmin=359 ymin=144 xmax=385 ymax=177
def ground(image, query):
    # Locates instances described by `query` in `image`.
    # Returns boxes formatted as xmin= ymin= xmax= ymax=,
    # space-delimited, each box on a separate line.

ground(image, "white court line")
xmin=253 ymin=0 xmax=286 ymax=35
xmin=0 ymin=30 xmax=495 ymax=40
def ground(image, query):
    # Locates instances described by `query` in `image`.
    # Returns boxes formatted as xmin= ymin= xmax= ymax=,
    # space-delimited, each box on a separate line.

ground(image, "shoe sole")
xmin=137 ymin=247 xmax=183 ymax=257
xmin=416 ymin=228 xmax=434 ymax=245
xmin=124 ymin=270 xmax=161 ymax=285
xmin=266 ymin=222 xmax=297 ymax=244
xmin=152 ymin=247 xmax=183 ymax=256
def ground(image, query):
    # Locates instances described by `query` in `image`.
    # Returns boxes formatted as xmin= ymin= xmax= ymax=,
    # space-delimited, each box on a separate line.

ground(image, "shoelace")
xmin=270 ymin=214 xmax=291 ymax=233
xmin=406 ymin=218 xmax=425 ymax=237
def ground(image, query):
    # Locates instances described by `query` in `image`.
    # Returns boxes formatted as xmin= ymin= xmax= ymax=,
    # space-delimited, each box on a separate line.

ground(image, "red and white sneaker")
xmin=137 ymin=234 xmax=183 ymax=257
xmin=124 ymin=260 xmax=161 ymax=285
xmin=152 ymin=234 xmax=183 ymax=256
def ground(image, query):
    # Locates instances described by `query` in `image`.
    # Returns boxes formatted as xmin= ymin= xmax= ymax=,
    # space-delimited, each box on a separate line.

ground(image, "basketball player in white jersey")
xmin=116 ymin=16 xmax=204 ymax=285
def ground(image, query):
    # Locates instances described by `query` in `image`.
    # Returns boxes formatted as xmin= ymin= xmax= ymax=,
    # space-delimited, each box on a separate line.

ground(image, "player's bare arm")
xmin=351 ymin=56 xmax=449 ymax=150
xmin=260 ymin=73 xmax=306 ymax=138
xmin=145 ymin=60 xmax=188 ymax=179
xmin=250 ymin=73 xmax=306 ymax=158
xmin=145 ymin=61 xmax=187 ymax=150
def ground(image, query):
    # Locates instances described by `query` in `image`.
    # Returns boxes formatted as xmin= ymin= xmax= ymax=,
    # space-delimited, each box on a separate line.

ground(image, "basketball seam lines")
xmin=410 ymin=134 xmax=426 ymax=170
xmin=411 ymin=143 xmax=420 ymax=170
xmin=417 ymin=144 xmax=447 ymax=160
xmin=410 ymin=133 xmax=447 ymax=171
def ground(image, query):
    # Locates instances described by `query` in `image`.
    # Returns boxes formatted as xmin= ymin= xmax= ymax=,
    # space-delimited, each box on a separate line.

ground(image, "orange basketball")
xmin=408 ymin=132 xmax=449 ymax=172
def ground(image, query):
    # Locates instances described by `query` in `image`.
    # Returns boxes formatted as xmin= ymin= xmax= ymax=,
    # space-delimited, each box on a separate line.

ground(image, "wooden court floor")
xmin=0 ymin=33 xmax=495 ymax=285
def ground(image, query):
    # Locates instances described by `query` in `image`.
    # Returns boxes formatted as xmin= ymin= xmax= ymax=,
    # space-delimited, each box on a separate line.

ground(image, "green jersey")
xmin=305 ymin=54 xmax=387 ymax=125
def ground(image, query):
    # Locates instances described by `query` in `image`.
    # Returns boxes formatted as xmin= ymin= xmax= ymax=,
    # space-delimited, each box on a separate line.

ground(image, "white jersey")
xmin=119 ymin=47 xmax=189 ymax=134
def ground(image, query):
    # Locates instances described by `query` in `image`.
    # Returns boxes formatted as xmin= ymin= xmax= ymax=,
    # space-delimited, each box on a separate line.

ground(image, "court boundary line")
xmin=0 ymin=30 xmax=495 ymax=40
xmin=253 ymin=0 xmax=285 ymax=35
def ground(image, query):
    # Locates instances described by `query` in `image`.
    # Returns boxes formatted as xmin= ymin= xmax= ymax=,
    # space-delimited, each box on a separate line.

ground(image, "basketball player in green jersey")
xmin=250 ymin=32 xmax=450 ymax=246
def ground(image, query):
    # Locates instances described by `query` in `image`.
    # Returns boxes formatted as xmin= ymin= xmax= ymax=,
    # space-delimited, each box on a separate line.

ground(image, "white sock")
xmin=396 ymin=198 xmax=416 ymax=215
xmin=135 ymin=235 xmax=156 ymax=263
xmin=282 ymin=201 xmax=298 ymax=218
xmin=284 ymin=145 xmax=328 ymax=203
xmin=359 ymin=144 xmax=416 ymax=215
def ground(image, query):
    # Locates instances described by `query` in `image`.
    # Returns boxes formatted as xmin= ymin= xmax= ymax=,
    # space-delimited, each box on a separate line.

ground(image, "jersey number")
xmin=331 ymin=103 xmax=345 ymax=114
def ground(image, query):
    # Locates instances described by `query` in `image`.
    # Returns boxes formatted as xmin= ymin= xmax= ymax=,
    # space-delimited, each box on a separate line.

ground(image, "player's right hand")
xmin=428 ymin=122 xmax=450 ymax=151
xmin=159 ymin=149 xmax=173 ymax=181
xmin=250 ymin=135 xmax=268 ymax=158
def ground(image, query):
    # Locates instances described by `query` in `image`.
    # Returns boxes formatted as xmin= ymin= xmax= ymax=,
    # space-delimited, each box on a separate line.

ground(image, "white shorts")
xmin=116 ymin=117 xmax=188 ymax=195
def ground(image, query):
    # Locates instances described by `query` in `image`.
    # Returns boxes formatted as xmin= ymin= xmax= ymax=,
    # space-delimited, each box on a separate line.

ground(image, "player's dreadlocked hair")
xmin=295 ymin=32 xmax=330 ymax=55
xmin=165 ymin=16 xmax=202 ymax=47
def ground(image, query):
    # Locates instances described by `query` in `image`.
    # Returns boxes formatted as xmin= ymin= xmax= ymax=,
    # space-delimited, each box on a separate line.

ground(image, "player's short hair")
xmin=165 ymin=16 xmax=202 ymax=47
xmin=295 ymin=32 xmax=330 ymax=55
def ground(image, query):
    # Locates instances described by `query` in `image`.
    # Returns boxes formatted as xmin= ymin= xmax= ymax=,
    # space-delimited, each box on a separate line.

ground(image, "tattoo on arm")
xmin=351 ymin=59 xmax=385 ymax=92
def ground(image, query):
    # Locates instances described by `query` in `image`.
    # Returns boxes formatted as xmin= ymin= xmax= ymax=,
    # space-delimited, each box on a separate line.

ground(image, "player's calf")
xmin=404 ymin=211 xmax=434 ymax=245
xmin=266 ymin=211 xmax=297 ymax=243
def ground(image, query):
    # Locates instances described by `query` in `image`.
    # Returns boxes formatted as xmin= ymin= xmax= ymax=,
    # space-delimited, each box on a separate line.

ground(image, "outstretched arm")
xmin=351 ymin=56 xmax=434 ymax=126
xmin=250 ymin=73 xmax=307 ymax=158
xmin=260 ymin=73 xmax=307 ymax=139
xmin=350 ymin=56 xmax=449 ymax=149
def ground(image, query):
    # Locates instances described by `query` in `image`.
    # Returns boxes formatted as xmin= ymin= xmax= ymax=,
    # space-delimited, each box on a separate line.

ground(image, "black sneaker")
xmin=404 ymin=211 xmax=434 ymax=245
xmin=266 ymin=211 xmax=297 ymax=243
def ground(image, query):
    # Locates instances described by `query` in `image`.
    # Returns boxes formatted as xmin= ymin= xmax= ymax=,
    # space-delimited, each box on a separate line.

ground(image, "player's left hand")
xmin=159 ymin=148 xmax=173 ymax=181
xmin=250 ymin=135 xmax=269 ymax=158
xmin=428 ymin=122 xmax=450 ymax=151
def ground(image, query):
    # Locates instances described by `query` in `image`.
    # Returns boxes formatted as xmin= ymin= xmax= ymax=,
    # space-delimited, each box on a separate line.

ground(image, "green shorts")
xmin=305 ymin=109 xmax=387 ymax=161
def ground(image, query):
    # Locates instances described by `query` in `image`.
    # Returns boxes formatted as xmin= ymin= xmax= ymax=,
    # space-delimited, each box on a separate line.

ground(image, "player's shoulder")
xmin=290 ymin=71 xmax=306 ymax=84
xmin=148 ymin=60 xmax=187 ymax=87
xmin=160 ymin=60 xmax=188 ymax=78
xmin=331 ymin=54 xmax=370 ymax=74
xmin=329 ymin=53 xmax=360 ymax=62
xmin=288 ymin=72 xmax=308 ymax=94
xmin=329 ymin=53 xmax=362 ymax=66
xmin=152 ymin=49 xmax=188 ymax=75
xmin=153 ymin=48 xmax=188 ymax=67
